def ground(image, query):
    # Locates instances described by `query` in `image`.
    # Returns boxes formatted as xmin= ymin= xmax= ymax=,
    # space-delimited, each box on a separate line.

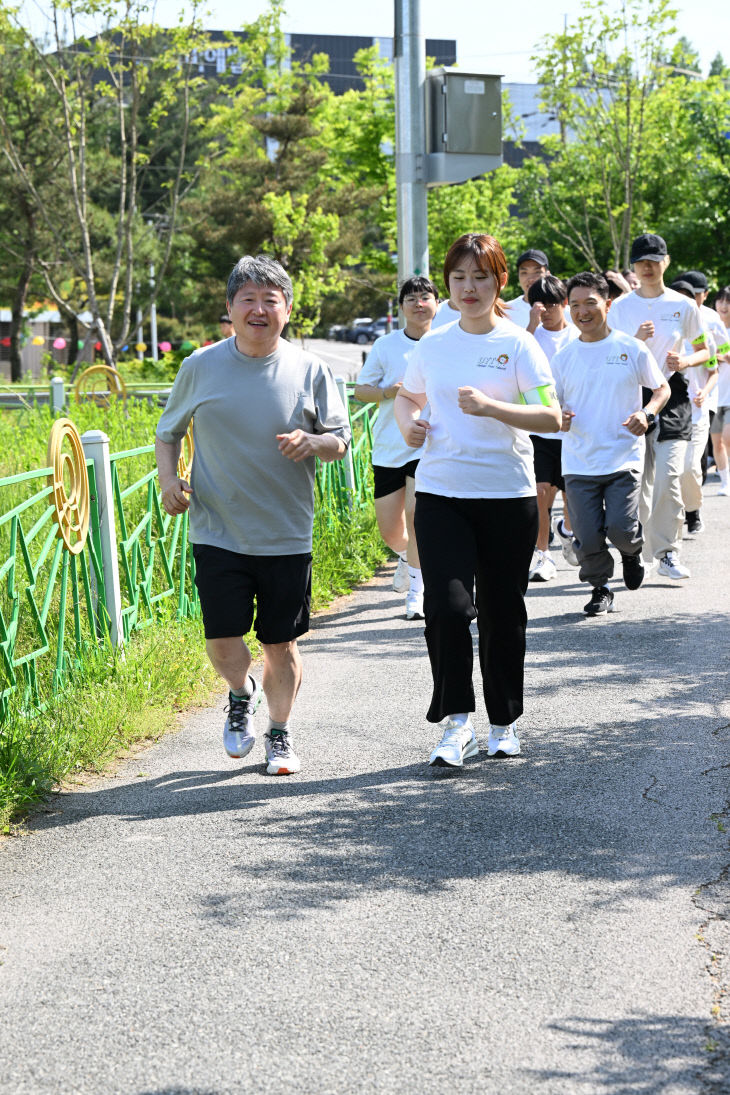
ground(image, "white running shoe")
xmin=264 ymin=729 xmax=301 ymax=775
xmin=718 ymin=484 xmax=730 ymax=497
xmin=556 ymin=519 xmax=579 ymax=566
xmin=392 ymin=554 xmax=409 ymax=592
xmin=487 ymin=724 xmax=521 ymax=757
xmin=405 ymin=589 xmax=424 ymax=620
xmin=657 ymin=551 xmax=690 ymax=580
xmin=223 ymin=678 xmax=261 ymax=758
xmin=529 ymin=550 xmax=557 ymax=582
xmin=429 ymin=719 xmax=478 ymax=767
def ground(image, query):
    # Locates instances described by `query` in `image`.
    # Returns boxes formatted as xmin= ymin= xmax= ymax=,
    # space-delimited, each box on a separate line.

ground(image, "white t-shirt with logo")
xmin=609 ymin=289 xmax=705 ymax=379
xmin=403 ymin=320 xmax=555 ymax=498
xmin=550 ymin=329 xmax=665 ymax=476
xmin=356 ymin=329 xmax=426 ymax=467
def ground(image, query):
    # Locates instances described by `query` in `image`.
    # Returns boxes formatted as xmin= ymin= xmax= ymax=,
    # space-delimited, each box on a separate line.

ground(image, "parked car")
xmin=339 ymin=317 xmax=373 ymax=343
xmin=343 ymin=316 xmax=390 ymax=344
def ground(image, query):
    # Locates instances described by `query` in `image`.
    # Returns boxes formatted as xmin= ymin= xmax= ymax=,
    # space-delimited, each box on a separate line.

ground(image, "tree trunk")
xmin=10 ymin=231 xmax=34 ymax=383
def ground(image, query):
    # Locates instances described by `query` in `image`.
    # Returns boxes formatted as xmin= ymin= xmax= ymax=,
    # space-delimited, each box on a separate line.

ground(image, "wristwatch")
xmin=643 ymin=410 xmax=656 ymax=427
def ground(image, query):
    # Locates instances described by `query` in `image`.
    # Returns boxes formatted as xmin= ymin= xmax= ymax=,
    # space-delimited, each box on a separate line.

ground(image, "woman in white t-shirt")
xmin=354 ymin=277 xmax=439 ymax=619
xmin=394 ymin=234 xmax=561 ymax=768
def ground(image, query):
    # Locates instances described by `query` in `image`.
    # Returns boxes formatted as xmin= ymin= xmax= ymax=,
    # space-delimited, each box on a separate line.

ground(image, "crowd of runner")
xmin=355 ymin=232 xmax=729 ymax=766
xmin=156 ymin=236 xmax=729 ymax=776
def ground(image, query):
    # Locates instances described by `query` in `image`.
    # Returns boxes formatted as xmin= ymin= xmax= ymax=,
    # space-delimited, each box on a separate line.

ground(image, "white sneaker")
xmin=405 ymin=589 xmax=424 ymax=619
xmin=556 ymin=519 xmax=579 ymax=566
xmin=429 ymin=719 xmax=478 ymax=767
xmin=529 ymin=550 xmax=557 ymax=582
xmin=264 ymin=729 xmax=301 ymax=775
xmin=657 ymin=551 xmax=690 ymax=580
xmin=487 ymin=723 xmax=521 ymax=757
xmin=718 ymin=484 xmax=730 ymax=497
xmin=223 ymin=678 xmax=261 ymax=758
xmin=392 ymin=554 xmax=409 ymax=592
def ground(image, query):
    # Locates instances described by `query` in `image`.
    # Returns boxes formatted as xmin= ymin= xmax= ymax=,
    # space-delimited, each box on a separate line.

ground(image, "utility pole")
xmin=394 ymin=0 xmax=428 ymax=285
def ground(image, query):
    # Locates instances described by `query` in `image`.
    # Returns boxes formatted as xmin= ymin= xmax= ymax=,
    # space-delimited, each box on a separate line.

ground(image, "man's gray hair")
xmin=227 ymin=255 xmax=294 ymax=308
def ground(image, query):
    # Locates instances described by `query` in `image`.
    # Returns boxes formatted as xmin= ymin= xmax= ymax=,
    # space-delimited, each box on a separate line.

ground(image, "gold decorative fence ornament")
xmin=47 ymin=418 xmax=90 ymax=554
xmin=74 ymin=364 xmax=127 ymax=407
xmin=177 ymin=420 xmax=194 ymax=481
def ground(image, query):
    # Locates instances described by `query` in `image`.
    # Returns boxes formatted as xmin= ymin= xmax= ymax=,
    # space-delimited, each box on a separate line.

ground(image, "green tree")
xmin=521 ymin=0 xmax=680 ymax=270
xmin=190 ymin=13 xmax=392 ymax=334
xmin=427 ymin=168 xmax=521 ymax=294
xmin=0 ymin=11 xmax=71 ymax=379
xmin=2 ymin=0 xmax=210 ymax=368
xmin=709 ymin=52 xmax=728 ymax=79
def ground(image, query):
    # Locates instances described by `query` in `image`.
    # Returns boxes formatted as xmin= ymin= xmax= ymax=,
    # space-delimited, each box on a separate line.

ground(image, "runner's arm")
xmin=394 ymin=388 xmax=430 ymax=447
xmin=457 ymin=384 xmax=561 ymax=433
xmin=155 ymin=436 xmax=192 ymax=515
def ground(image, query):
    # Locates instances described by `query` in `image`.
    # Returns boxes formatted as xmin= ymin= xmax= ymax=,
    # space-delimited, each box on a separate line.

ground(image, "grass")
xmin=0 ymin=400 xmax=388 ymax=828
xmin=0 ymin=613 xmax=219 ymax=829
xmin=0 ymin=398 xmax=161 ymax=478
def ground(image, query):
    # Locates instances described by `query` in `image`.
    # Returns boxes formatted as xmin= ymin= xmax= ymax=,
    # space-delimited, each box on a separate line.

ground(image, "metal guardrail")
xmin=0 ymin=389 xmax=379 ymax=720
xmin=0 ymin=460 xmax=105 ymax=719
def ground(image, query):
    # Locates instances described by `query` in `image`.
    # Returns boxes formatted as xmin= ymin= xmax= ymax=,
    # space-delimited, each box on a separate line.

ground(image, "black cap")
xmin=669 ymin=279 xmax=696 ymax=298
xmin=630 ymin=233 xmax=668 ymax=263
xmin=516 ymin=249 xmax=549 ymax=270
xmin=219 ymin=313 xmax=233 ymax=323
xmin=678 ymin=270 xmax=708 ymax=292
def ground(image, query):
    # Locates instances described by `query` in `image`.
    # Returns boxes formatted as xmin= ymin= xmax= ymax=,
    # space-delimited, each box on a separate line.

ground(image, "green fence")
xmin=0 ymin=461 xmax=105 ymax=720
xmin=0 ymin=388 xmax=378 ymax=720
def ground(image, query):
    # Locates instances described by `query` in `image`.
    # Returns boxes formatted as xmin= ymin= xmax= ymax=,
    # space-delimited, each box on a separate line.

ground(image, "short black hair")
xmin=527 ymin=275 xmax=567 ymax=306
xmin=566 ymin=271 xmax=610 ymax=301
xmin=716 ymin=285 xmax=730 ymax=304
xmin=398 ymin=276 xmax=439 ymax=307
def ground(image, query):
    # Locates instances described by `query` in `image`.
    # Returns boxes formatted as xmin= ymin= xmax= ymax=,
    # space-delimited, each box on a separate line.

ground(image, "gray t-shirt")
xmin=156 ymin=337 xmax=351 ymax=555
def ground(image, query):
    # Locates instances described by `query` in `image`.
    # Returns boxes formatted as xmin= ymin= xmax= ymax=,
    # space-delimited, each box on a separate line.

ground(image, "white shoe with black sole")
xmin=429 ymin=719 xmax=478 ymax=767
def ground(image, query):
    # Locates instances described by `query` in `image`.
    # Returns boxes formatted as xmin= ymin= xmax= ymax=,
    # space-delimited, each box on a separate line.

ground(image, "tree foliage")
xmin=2 ymin=0 xmax=210 ymax=367
xmin=3 ymin=0 xmax=730 ymax=370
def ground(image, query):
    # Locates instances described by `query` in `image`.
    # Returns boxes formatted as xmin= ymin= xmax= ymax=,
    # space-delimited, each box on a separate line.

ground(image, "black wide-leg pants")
xmin=414 ymin=492 xmax=538 ymax=726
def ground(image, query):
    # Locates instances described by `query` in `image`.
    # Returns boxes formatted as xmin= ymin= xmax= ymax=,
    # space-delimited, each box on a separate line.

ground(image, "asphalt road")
xmin=0 ymin=485 xmax=728 ymax=1094
xmin=295 ymin=337 xmax=370 ymax=382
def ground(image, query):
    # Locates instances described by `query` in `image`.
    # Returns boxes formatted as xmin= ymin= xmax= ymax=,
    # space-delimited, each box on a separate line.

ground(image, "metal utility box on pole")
xmin=394 ymin=0 xmax=429 ymax=285
xmin=425 ymin=68 xmax=503 ymax=185
xmin=393 ymin=2 xmax=503 ymax=293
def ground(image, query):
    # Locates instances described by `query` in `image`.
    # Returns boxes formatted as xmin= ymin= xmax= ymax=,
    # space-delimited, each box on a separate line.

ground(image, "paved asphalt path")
xmin=295 ymin=337 xmax=369 ymax=382
xmin=1 ymin=485 xmax=728 ymax=1094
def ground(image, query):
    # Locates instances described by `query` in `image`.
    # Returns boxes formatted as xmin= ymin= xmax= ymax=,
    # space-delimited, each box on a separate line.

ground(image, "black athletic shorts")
xmin=530 ymin=435 xmax=564 ymax=491
xmin=373 ymin=459 xmax=419 ymax=499
xmin=192 ymin=544 xmax=312 ymax=643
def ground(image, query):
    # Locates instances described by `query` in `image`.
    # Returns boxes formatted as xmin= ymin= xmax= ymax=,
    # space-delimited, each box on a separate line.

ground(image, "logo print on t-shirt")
xmin=476 ymin=354 xmax=508 ymax=369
